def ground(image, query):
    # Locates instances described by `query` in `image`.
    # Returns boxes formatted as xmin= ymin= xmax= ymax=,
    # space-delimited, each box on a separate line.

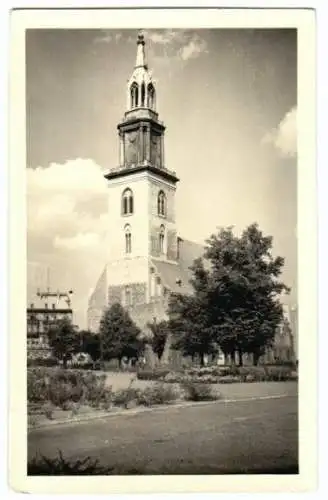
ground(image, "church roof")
xmin=151 ymin=238 xmax=205 ymax=295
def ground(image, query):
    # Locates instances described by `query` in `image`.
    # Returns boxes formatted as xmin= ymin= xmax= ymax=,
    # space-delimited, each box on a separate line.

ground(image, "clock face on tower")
xmin=125 ymin=131 xmax=138 ymax=166
xmin=151 ymin=133 xmax=161 ymax=168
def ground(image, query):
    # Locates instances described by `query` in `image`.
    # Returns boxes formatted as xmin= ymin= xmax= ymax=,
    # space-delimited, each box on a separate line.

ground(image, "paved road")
xmin=28 ymin=391 xmax=298 ymax=475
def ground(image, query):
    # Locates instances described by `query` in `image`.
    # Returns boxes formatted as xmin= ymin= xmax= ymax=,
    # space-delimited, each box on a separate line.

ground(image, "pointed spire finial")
xmin=137 ymin=29 xmax=145 ymax=45
xmin=135 ymin=29 xmax=147 ymax=69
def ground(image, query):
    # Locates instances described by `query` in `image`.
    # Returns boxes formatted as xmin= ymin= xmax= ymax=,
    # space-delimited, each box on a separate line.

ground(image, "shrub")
xmin=238 ymin=366 xmax=266 ymax=382
xmin=27 ymin=367 xmax=113 ymax=409
xmin=28 ymin=452 xmax=115 ymax=475
xmin=112 ymin=388 xmax=140 ymax=409
xmin=43 ymin=402 xmax=55 ymax=420
xmin=163 ymin=371 xmax=185 ymax=383
xmin=27 ymin=371 xmax=49 ymax=403
xmin=264 ymin=366 xmax=293 ymax=381
xmin=27 ymin=358 xmax=58 ymax=367
xmin=182 ymin=382 xmax=220 ymax=402
xmin=137 ymin=383 xmax=178 ymax=406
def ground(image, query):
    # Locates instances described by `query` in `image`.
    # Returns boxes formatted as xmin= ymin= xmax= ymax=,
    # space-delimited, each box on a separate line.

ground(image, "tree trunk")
xmin=253 ymin=351 xmax=260 ymax=366
xmin=238 ymin=350 xmax=243 ymax=366
xmin=200 ymin=353 xmax=205 ymax=367
xmin=63 ymin=356 xmax=67 ymax=369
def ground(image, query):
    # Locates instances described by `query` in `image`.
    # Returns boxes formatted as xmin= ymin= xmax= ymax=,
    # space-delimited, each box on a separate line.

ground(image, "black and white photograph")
xmin=8 ymin=7 xmax=316 ymax=494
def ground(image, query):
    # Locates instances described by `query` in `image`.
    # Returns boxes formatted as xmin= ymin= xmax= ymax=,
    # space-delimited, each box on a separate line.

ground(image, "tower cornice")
xmin=104 ymin=163 xmax=179 ymax=184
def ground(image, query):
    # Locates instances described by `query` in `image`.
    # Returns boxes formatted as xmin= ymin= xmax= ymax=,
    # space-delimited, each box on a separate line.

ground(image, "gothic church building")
xmin=87 ymin=33 xmax=204 ymax=338
xmin=86 ymin=33 xmax=296 ymax=365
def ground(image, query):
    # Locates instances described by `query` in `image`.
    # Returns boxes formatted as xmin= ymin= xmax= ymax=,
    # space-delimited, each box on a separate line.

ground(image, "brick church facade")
xmin=87 ymin=33 xmax=297 ymax=364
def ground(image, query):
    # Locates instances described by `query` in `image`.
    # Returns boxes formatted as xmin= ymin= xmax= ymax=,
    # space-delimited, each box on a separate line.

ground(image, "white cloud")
xmin=95 ymin=29 xmax=208 ymax=64
xmin=54 ymin=232 xmax=101 ymax=250
xmin=93 ymin=31 xmax=122 ymax=44
xmin=178 ymin=34 xmax=208 ymax=61
xmin=27 ymin=159 xmax=109 ymax=327
xmin=144 ymin=29 xmax=208 ymax=63
xmin=263 ymin=106 xmax=297 ymax=158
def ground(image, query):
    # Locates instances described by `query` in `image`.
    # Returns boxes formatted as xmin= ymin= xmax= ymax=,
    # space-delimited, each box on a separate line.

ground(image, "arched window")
xmin=122 ymin=188 xmax=133 ymax=215
xmin=159 ymin=225 xmax=165 ymax=254
xmin=147 ymin=83 xmax=155 ymax=109
xmin=125 ymin=224 xmax=132 ymax=254
xmin=157 ymin=190 xmax=166 ymax=217
xmin=130 ymin=82 xmax=139 ymax=108
xmin=141 ymin=82 xmax=145 ymax=107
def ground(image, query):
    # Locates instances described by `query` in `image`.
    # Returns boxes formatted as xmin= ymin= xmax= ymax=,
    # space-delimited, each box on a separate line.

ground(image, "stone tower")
xmin=87 ymin=32 xmax=204 ymax=335
xmin=102 ymin=31 xmax=179 ymax=312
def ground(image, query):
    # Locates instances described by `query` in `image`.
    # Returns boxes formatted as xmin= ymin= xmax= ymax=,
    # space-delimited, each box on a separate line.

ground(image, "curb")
xmin=28 ymin=394 xmax=291 ymax=432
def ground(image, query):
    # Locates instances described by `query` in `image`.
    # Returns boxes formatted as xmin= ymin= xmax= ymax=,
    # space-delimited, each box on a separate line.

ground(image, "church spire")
xmin=135 ymin=31 xmax=147 ymax=69
xmin=126 ymin=31 xmax=156 ymax=112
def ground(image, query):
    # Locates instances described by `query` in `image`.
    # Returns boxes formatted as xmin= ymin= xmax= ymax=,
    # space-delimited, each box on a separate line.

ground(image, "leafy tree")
xmin=147 ymin=320 xmax=170 ymax=361
xmin=47 ymin=317 xmax=80 ymax=368
xmin=168 ymin=289 xmax=218 ymax=366
xmin=168 ymin=223 xmax=289 ymax=366
xmin=99 ymin=303 xmax=144 ymax=367
xmin=80 ymin=330 xmax=101 ymax=362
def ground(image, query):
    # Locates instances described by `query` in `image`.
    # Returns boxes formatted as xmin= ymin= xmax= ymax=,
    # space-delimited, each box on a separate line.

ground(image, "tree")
xmin=205 ymin=223 xmax=289 ymax=365
xmin=168 ymin=223 xmax=289 ymax=366
xmin=80 ymin=330 xmax=101 ymax=362
xmin=99 ymin=303 xmax=144 ymax=367
xmin=147 ymin=320 xmax=170 ymax=362
xmin=168 ymin=290 xmax=218 ymax=366
xmin=47 ymin=317 xmax=80 ymax=368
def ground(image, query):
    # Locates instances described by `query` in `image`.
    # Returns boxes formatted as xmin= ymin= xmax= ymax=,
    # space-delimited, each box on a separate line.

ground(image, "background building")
xmin=27 ymin=288 xmax=73 ymax=359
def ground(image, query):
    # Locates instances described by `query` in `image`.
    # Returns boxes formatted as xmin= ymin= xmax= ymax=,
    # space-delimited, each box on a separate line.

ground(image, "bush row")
xmin=137 ymin=364 xmax=298 ymax=384
xmin=27 ymin=368 xmax=220 ymax=418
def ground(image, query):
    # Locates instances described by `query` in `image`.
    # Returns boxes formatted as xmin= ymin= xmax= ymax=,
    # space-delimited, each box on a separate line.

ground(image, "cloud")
xmin=27 ymin=159 xmax=109 ymax=327
xmin=178 ymin=34 xmax=208 ymax=61
xmin=94 ymin=29 xmax=208 ymax=64
xmin=263 ymin=106 xmax=297 ymax=158
xmin=93 ymin=31 xmax=122 ymax=44
xmin=144 ymin=29 xmax=208 ymax=63
xmin=54 ymin=232 xmax=101 ymax=250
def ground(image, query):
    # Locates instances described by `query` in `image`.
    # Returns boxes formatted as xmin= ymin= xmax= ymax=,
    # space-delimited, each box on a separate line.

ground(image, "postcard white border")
xmin=9 ymin=7 xmax=316 ymax=494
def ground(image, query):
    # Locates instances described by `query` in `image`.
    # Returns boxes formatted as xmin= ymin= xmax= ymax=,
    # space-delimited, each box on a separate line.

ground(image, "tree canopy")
xmin=80 ymin=330 xmax=101 ymax=362
xmin=47 ymin=316 xmax=80 ymax=368
xmin=168 ymin=223 xmax=289 ymax=365
xmin=99 ymin=303 xmax=144 ymax=365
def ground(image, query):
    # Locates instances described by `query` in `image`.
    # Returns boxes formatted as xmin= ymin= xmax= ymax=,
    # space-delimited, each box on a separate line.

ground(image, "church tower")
xmin=103 ymin=31 xmax=179 ymax=307
xmin=88 ymin=31 xmax=205 ymax=333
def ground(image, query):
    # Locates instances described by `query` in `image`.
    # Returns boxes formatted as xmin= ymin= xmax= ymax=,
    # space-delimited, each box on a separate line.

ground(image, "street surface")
xmin=28 ymin=385 xmax=298 ymax=474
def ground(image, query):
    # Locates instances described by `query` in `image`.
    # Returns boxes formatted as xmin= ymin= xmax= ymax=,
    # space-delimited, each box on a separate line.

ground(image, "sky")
xmin=26 ymin=28 xmax=297 ymax=328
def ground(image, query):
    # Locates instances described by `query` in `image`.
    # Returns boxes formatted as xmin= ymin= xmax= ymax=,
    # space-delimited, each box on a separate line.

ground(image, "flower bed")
xmin=136 ymin=364 xmax=297 ymax=384
xmin=27 ymin=368 xmax=220 ymax=425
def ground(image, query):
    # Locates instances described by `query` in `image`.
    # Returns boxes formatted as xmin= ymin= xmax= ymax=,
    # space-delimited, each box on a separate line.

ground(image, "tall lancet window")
xmin=159 ymin=225 xmax=165 ymax=254
xmin=130 ymin=82 xmax=139 ymax=108
xmin=157 ymin=190 xmax=166 ymax=217
xmin=125 ymin=224 xmax=132 ymax=254
xmin=147 ymin=84 xmax=155 ymax=110
xmin=141 ymin=82 xmax=146 ymax=107
xmin=122 ymin=188 xmax=134 ymax=215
